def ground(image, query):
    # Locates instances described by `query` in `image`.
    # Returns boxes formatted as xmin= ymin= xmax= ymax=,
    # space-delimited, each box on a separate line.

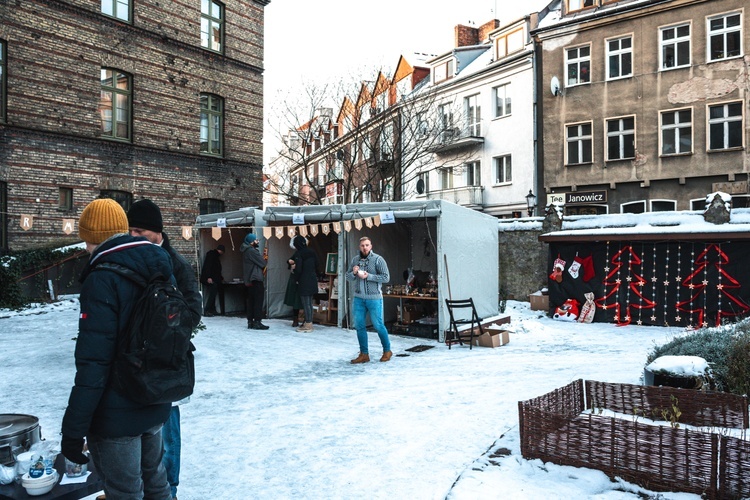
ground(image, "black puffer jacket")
xmin=62 ymin=234 xmax=173 ymax=439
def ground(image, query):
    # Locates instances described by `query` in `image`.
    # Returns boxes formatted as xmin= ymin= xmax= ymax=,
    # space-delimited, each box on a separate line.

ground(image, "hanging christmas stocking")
xmin=568 ymin=258 xmax=581 ymax=279
xmin=579 ymin=255 xmax=596 ymax=282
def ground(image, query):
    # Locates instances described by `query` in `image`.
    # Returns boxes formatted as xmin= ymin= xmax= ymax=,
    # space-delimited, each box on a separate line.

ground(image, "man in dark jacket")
xmin=61 ymin=198 xmax=173 ymax=499
xmin=241 ymin=233 xmax=269 ymax=330
xmin=291 ymin=235 xmax=319 ymax=332
xmin=128 ymin=198 xmax=201 ymax=500
xmin=200 ymin=243 xmax=225 ymax=316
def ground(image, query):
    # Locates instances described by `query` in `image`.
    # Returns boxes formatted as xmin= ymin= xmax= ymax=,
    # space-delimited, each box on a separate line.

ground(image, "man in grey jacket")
xmin=346 ymin=236 xmax=392 ymax=363
xmin=241 ymin=233 xmax=269 ymax=330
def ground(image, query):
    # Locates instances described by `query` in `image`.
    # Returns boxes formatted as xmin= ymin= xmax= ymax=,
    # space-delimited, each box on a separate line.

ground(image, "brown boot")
xmin=296 ymin=322 xmax=313 ymax=332
xmin=380 ymin=351 xmax=393 ymax=362
xmin=350 ymin=352 xmax=370 ymax=364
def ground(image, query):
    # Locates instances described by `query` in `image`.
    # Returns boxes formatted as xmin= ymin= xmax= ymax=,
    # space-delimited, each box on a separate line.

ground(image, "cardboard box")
xmin=467 ymin=316 xmax=511 ymax=337
xmin=401 ymin=308 xmax=423 ymax=324
xmin=476 ymin=329 xmax=510 ymax=348
xmin=529 ymin=293 xmax=549 ymax=311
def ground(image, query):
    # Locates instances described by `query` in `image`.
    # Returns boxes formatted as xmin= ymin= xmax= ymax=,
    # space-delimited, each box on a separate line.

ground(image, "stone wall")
xmin=498 ymin=228 xmax=548 ymax=302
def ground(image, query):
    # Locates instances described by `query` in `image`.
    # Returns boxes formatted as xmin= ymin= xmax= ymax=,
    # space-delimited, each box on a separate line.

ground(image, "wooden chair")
xmin=444 ymin=298 xmax=483 ymax=350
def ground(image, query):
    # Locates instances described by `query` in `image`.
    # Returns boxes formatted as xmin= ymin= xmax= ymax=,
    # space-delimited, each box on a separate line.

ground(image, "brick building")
xmin=0 ymin=0 xmax=269 ymax=257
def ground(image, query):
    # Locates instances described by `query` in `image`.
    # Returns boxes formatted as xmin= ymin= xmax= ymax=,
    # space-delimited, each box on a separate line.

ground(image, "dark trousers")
xmin=204 ymin=282 xmax=224 ymax=314
xmin=245 ymin=280 xmax=264 ymax=322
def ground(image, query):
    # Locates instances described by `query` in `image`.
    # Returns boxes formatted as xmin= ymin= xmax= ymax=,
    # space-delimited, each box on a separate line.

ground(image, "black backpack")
xmin=95 ymin=263 xmax=196 ymax=405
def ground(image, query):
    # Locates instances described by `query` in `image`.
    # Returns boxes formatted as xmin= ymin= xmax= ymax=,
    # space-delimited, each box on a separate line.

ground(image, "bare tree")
xmin=265 ymin=66 xmax=476 ymax=206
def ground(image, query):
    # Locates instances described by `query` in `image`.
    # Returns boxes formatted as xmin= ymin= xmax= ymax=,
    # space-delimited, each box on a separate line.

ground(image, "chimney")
xmin=454 ymin=24 xmax=479 ymax=48
xmin=478 ymin=19 xmax=500 ymax=43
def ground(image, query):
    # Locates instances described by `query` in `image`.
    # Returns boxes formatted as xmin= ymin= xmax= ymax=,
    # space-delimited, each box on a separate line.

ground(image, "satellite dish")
xmin=550 ymin=76 xmax=561 ymax=97
xmin=416 ymin=178 xmax=425 ymax=194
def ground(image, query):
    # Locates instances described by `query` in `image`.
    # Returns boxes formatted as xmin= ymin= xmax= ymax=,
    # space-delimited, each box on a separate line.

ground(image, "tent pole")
xmin=443 ymin=254 xmax=452 ymax=300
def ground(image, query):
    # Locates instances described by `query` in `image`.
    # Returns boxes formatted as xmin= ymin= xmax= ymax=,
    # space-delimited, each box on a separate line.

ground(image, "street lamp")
xmin=525 ymin=189 xmax=537 ymax=217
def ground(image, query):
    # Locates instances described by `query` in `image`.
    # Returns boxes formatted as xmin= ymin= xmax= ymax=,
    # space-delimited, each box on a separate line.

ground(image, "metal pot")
xmin=0 ymin=414 xmax=41 ymax=466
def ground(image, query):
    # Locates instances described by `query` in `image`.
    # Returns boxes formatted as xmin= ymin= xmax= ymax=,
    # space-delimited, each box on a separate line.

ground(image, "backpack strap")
xmin=93 ymin=262 xmax=148 ymax=288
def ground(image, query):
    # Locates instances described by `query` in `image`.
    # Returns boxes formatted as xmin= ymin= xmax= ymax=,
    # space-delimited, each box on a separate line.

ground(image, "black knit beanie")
xmin=127 ymin=199 xmax=163 ymax=233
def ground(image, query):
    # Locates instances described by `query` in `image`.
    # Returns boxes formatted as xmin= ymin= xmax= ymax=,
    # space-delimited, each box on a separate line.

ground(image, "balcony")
xmin=426 ymin=186 xmax=484 ymax=210
xmin=430 ymin=126 xmax=484 ymax=154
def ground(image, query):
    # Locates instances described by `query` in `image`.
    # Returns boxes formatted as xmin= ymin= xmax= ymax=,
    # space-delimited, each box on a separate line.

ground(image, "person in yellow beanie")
xmin=61 ymin=197 xmax=174 ymax=499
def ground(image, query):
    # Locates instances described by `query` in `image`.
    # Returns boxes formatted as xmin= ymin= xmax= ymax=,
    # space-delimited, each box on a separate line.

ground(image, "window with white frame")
xmin=379 ymin=124 xmax=392 ymax=160
xmin=660 ymin=23 xmax=690 ymax=70
xmin=566 ymin=122 xmax=593 ymax=165
xmin=606 ymin=116 xmax=635 ymax=161
xmin=494 ymin=84 xmax=511 ymax=118
xmin=102 ymin=0 xmax=130 ymax=21
xmin=708 ymin=102 xmax=743 ymax=150
xmin=566 ymin=45 xmax=590 ymax=87
xmin=660 ymin=108 xmax=692 ymax=155
xmin=607 ymin=36 xmax=632 ymax=80
xmin=201 ymin=0 xmax=224 ymax=53
xmin=494 ymin=155 xmax=512 ymax=184
xmin=707 ymin=12 xmax=742 ymax=62
xmin=317 ymin=160 xmax=325 ymax=186
xmin=464 ymin=161 xmax=481 ymax=186
xmin=439 ymin=103 xmax=454 ymax=131
xmin=375 ymin=92 xmax=387 ymax=114
xmin=465 ymin=94 xmax=481 ymax=136
xmin=651 ymin=200 xmax=677 ymax=212
xmin=440 ymin=167 xmax=453 ymax=190
xmin=416 ymin=111 xmax=429 ymax=137
xmin=621 ymin=200 xmax=646 ymax=214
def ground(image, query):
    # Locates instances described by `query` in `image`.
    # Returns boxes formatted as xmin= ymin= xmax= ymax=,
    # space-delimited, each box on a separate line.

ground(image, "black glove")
xmin=61 ymin=436 xmax=89 ymax=465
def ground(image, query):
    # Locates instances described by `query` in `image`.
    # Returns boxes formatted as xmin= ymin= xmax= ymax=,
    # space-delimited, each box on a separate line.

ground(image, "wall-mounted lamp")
xmin=525 ymin=189 xmax=537 ymax=217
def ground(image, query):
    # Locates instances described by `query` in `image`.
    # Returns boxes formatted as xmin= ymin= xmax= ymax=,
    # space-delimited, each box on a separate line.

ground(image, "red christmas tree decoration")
xmin=676 ymin=244 xmax=749 ymax=327
xmin=595 ymin=245 xmax=655 ymax=326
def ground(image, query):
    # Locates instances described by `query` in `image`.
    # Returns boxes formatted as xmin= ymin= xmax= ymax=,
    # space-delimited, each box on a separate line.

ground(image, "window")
xmin=567 ymin=0 xmax=594 ymax=13
xmin=433 ymin=58 xmax=454 ymax=84
xmin=465 ymin=94 xmax=481 ymax=136
xmin=100 ymin=190 xmax=132 ymax=211
xmin=621 ymin=201 xmax=646 ymax=214
xmin=99 ymin=68 xmax=131 ymax=141
xmin=566 ymin=45 xmax=590 ymax=87
xmin=101 ymin=0 xmax=130 ymax=22
xmin=607 ymin=36 xmax=632 ymax=80
xmin=416 ymin=111 xmax=429 ymax=137
xmin=606 ymin=116 xmax=635 ymax=161
xmin=0 ymin=40 xmax=5 ymax=123
xmin=200 ymin=93 xmax=223 ymax=155
xmin=59 ymin=188 xmax=73 ymax=211
xmin=494 ymin=84 xmax=511 ymax=118
xmin=708 ymin=102 xmax=743 ymax=150
xmin=707 ymin=13 xmax=742 ymax=62
xmin=417 ymin=172 xmax=430 ymax=194
xmin=440 ymin=167 xmax=453 ymax=190
xmin=439 ymin=103 xmax=454 ymax=131
xmin=201 ymin=0 xmax=224 ymax=52
xmin=660 ymin=109 xmax=692 ymax=155
xmin=317 ymin=159 xmax=325 ymax=187
xmin=464 ymin=161 xmax=480 ymax=186
xmin=651 ymin=200 xmax=677 ymax=212
xmin=382 ymin=182 xmax=393 ymax=202
xmin=566 ymin=122 xmax=593 ymax=165
xmin=199 ymin=198 xmax=225 ymax=215
xmin=495 ymin=28 xmax=524 ymax=59
xmin=379 ymin=124 xmax=392 ymax=160
xmin=494 ymin=155 xmax=512 ymax=184
xmin=660 ymin=23 xmax=690 ymax=70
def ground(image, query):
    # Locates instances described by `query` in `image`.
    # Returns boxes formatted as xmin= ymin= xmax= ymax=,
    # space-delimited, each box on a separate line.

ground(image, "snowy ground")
xmin=1 ymin=299 xmax=704 ymax=499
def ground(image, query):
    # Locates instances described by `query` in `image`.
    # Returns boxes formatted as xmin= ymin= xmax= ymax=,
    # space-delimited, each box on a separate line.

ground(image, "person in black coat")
xmin=291 ymin=235 xmax=319 ymax=332
xmin=127 ymin=198 xmax=201 ymax=499
xmin=61 ymin=198 xmax=172 ymax=499
xmin=200 ymin=243 xmax=225 ymax=315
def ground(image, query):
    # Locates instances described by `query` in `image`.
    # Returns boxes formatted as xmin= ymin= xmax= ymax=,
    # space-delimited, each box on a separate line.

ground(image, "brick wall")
xmin=0 ymin=0 xmax=267 ymax=253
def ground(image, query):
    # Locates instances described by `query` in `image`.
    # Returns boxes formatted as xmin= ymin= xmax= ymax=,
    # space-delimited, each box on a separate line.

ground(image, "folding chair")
xmin=444 ymin=298 xmax=483 ymax=350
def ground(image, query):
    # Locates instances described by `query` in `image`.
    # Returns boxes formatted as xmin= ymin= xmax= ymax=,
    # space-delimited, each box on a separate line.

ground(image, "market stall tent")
xmin=194 ymin=207 xmax=266 ymax=314
xmin=263 ymin=200 xmax=499 ymax=341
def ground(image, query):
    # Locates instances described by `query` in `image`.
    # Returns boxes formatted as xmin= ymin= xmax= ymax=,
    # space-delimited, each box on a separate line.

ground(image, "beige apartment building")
xmin=534 ymin=0 xmax=748 ymax=215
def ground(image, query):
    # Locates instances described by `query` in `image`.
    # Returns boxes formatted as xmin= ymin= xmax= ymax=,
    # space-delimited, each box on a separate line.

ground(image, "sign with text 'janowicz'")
xmin=548 ymin=190 xmax=608 ymax=206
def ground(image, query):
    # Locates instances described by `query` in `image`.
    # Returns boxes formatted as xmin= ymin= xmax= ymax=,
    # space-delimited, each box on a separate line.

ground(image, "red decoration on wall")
xmin=595 ymin=245 xmax=655 ymax=326
xmin=676 ymin=244 xmax=750 ymax=327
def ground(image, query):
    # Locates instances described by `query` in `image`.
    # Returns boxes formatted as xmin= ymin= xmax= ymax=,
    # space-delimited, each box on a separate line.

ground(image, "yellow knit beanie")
xmin=78 ymin=198 xmax=129 ymax=244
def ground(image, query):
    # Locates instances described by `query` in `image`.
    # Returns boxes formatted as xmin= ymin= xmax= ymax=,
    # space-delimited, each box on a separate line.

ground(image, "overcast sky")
xmin=262 ymin=0 xmax=552 ymax=163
